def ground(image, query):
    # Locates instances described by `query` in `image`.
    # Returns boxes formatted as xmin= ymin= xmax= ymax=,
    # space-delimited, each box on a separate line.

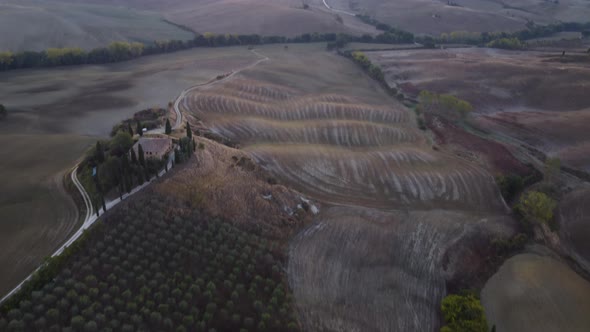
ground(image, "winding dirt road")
xmin=148 ymin=49 xmax=268 ymax=135
xmin=0 ymin=48 xmax=270 ymax=305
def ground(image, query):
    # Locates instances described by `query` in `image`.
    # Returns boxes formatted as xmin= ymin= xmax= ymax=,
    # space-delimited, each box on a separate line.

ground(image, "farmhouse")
xmin=131 ymin=137 xmax=172 ymax=160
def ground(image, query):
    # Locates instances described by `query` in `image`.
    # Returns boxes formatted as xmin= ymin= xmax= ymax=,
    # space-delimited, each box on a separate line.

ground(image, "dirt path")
xmin=147 ymin=49 xmax=269 ymax=135
xmin=0 ymin=139 xmax=176 ymax=305
xmin=321 ymin=0 xmax=355 ymax=16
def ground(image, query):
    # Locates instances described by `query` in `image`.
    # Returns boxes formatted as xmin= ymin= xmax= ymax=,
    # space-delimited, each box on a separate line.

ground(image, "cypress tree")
xmin=186 ymin=121 xmax=192 ymax=139
xmin=95 ymin=141 xmax=105 ymax=163
xmin=121 ymin=154 xmax=132 ymax=193
xmin=165 ymin=119 xmax=172 ymax=135
xmin=192 ymin=138 xmax=196 ymax=152
xmin=130 ymin=148 xmax=138 ymax=164
xmin=127 ymin=123 xmax=134 ymax=136
xmin=137 ymin=168 xmax=144 ymax=185
xmin=138 ymin=144 xmax=146 ymax=167
xmin=136 ymin=121 xmax=143 ymax=137
xmin=0 ymin=104 xmax=7 ymax=120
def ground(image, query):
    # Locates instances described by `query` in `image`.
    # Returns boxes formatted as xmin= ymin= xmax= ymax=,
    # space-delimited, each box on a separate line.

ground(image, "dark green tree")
xmin=127 ymin=123 xmax=134 ymax=136
xmin=109 ymin=131 xmax=133 ymax=157
xmin=192 ymin=138 xmax=196 ymax=152
xmin=138 ymin=144 xmax=146 ymax=167
xmin=130 ymin=148 xmax=138 ymax=164
xmin=186 ymin=121 xmax=192 ymax=139
xmin=136 ymin=121 xmax=143 ymax=137
xmin=165 ymin=119 xmax=172 ymax=135
xmin=95 ymin=142 xmax=105 ymax=163
xmin=0 ymin=104 xmax=6 ymax=120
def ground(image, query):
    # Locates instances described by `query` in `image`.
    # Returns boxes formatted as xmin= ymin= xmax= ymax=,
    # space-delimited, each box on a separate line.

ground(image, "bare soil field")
xmin=0 ymin=46 xmax=257 ymax=298
xmin=0 ymin=0 xmax=194 ymax=52
xmin=289 ymin=206 xmax=513 ymax=331
xmin=179 ymin=43 xmax=515 ymax=330
xmin=156 ymin=134 xmax=314 ymax=241
xmin=482 ymin=252 xmax=590 ymax=332
xmin=0 ymin=134 xmax=93 ymax=297
xmin=368 ymin=47 xmax=590 ymax=171
xmin=324 ymin=0 xmax=590 ymax=34
xmin=559 ymin=188 xmax=590 ymax=272
xmin=0 ymin=47 xmax=258 ymax=136
xmin=60 ymin=0 xmax=377 ymax=37
xmin=426 ymin=114 xmax=533 ymax=176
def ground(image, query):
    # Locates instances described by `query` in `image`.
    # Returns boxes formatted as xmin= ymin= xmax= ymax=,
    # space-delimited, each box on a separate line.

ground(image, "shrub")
xmin=440 ymin=292 xmax=487 ymax=332
xmin=516 ymin=191 xmax=557 ymax=225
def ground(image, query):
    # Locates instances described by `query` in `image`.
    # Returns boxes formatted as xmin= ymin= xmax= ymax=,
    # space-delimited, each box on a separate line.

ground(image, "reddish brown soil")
xmin=426 ymin=114 xmax=531 ymax=177
xmin=370 ymin=48 xmax=590 ymax=172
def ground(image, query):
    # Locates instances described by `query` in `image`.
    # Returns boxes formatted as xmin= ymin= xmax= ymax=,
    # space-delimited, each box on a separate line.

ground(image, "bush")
xmin=440 ymin=292 xmax=487 ymax=332
xmin=487 ymin=37 xmax=525 ymax=50
xmin=516 ymin=191 xmax=557 ymax=225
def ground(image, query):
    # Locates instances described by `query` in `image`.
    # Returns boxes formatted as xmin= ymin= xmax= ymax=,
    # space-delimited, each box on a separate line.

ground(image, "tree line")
xmin=0 ymin=27 xmax=415 ymax=72
xmin=418 ymin=21 xmax=590 ymax=48
xmin=80 ymin=126 xmax=168 ymax=216
xmin=2 ymin=19 xmax=589 ymax=72
xmin=338 ymin=50 xmax=404 ymax=99
xmin=355 ymin=14 xmax=415 ymax=43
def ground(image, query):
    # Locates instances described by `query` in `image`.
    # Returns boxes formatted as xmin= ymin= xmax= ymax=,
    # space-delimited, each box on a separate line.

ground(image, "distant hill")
xmin=1 ymin=0 xmax=380 ymax=52
xmin=0 ymin=0 xmax=194 ymax=52
xmin=323 ymin=0 xmax=590 ymax=34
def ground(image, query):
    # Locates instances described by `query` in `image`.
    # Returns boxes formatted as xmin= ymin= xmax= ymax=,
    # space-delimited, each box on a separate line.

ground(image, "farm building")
xmin=131 ymin=137 xmax=172 ymax=160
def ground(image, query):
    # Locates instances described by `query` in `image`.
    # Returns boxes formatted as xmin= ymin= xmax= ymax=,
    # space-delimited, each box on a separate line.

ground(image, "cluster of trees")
xmin=433 ymin=31 xmax=484 ymax=44
xmin=338 ymin=50 xmax=403 ymax=100
xmin=0 ymin=42 xmax=145 ymax=71
xmin=417 ymin=21 xmax=590 ymax=48
xmin=350 ymin=52 xmax=385 ymax=81
xmin=80 ymin=130 xmax=167 ymax=214
xmin=175 ymin=122 xmax=196 ymax=164
xmin=487 ymin=37 xmax=526 ymax=50
xmin=110 ymin=108 xmax=167 ymax=137
xmin=418 ymin=91 xmax=473 ymax=119
xmin=0 ymin=196 xmax=300 ymax=331
xmin=440 ymin=291 xmax=489 ymax=332
xmin=355 ymin=14 xmax=415 ymax=43
xmin=0 ymin=104 xmax=6 ymax=120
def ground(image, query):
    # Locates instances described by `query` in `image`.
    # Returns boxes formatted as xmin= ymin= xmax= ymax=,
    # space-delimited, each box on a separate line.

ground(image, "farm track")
xmin=0 ymin=143 xmax=176 ymax=305
xmin=1 ymin=48 xmax=271 ymax=304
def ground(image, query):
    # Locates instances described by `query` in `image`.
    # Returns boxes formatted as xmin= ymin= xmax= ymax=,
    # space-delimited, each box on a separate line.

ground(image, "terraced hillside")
xmin=181 ymin=44 xmax=513 ymax=331
xmin=184 ymin=79 xmax=503 ymax=211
